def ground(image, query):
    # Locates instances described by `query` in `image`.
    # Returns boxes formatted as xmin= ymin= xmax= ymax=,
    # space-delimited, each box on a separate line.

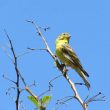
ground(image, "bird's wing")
xmin=62 ymin=44 xmax=89 ymax=77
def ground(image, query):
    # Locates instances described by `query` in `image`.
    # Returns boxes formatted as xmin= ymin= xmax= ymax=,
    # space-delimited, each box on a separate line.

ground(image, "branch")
xmin=4 ymin=30 xmax=27 ymax=86
xmin=0 ymin=44 xmax=14 ymax=63
xmin=6 ymin=90 xmax=26 ymax=110
xmin=26 ymin=20 xmax=56 ymax=60
xmin=25 ymin=86 xmax=38 ymax=101
xmin=3 ymin=74 xmax=16 ymax=84
xmin=85 ymin=92 xmax=106 ymax=105
xmin=38 ymin=75 xmax=62 ymax=98
xmin=27 ymin=20 xmax=88 ymax=110
xmin=4 ymin=30 xmax=21 ymax=110
xmin=2 ymin=29 xmax=52 ymax=110
xmin=54 ymin=96 xmax=73 ymax=110
xmin=3 ymin=30 xmax=40 ymax=110
xmin=56 ymin=96 xmax=73 ymax=105
xmin=49 ymin=75 xmax=63 ymax=87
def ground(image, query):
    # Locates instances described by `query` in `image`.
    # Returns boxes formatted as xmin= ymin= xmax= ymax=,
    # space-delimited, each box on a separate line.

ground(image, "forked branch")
xmin=27 ymin=20 xmax=88 ymax=110
xmin=2 ymin=30 xmax=40 ymax=110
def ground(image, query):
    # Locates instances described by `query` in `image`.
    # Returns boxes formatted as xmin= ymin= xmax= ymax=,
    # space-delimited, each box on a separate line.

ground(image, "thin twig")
xmin=75 ymin=82 xmax=85 ymax=86
xmin=49 ymin=75 xmax=63 ymax=87
xmin=85 ymin=92 xmax=106 ymax=105
xmin=84 ymin=91 xmax=90 ymax=102
xmin=0 ymin=44 xmax=14 ymax=63
xmin=6 ymin=87 xmax=16 ymax=95
xmin=56 ymin=96 xmax=73 ymax=104
xmin=19 ymin=101 xmax=26 ymax=110
xmin=3 ymin=74 xmax=16 ymax=84
xmin=6 ymin=90 xmax=16 ymax=102
xmin=17 ymin=48 xmax=47 ymax=58
xmin=38 ymin=75 xmax=63 ymax=98
xmin=39 ymin=26 xmax=50 ymax=32
xmin=27 ymin=47 xmax=47 ymax=51
xmin=54 ymin=97 xmax=73 ymax=110
xmin=17 ymin=51 xmax=31 ymax=58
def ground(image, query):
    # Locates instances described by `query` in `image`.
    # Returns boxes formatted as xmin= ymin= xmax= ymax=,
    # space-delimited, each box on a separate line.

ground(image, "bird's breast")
xmin=55 ymin=44 xmax=74 ymax=67
xmin=56 ymin=45 xmax=64 ymax=60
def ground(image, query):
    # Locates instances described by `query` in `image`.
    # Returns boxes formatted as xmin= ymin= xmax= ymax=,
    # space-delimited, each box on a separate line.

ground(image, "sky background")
xmin=0 ymin=0 xmax=110 ymax=110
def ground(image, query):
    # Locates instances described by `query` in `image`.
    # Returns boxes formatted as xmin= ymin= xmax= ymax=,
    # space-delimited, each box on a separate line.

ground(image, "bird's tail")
xmin=75 ymin=68 xmax=90 ymax=90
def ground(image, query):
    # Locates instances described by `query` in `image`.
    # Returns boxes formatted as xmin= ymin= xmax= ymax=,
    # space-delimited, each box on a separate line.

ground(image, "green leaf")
xmin=41 ymin=96 xmax=52 ymax=107
xmin=28 ymin=96 xmax=40 ymax=109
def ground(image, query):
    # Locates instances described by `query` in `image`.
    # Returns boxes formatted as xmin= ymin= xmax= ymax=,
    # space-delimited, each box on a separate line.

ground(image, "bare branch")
xmin=85 ymin=92 xmax=106 ymax=105
xmin=3 ymin=30 xmax=42 ymax=110
xmin=0 ymin=44 xmax=14 ymax=63
xmin=75 ymin=82 xmax=86 ymax=86
xmin=17 ymin=51 xmax=31 ymax=58
xmin=25 ymin=86 xmax=39 ymax=101
xmin=4 ymin=30 xmax=26 ymax=110
xmin=84 ymin=91 xmax=90 ymax=102
xmin=39 ymin=26 xmax=50 ymax=32
xmin=17 ymin=48 xmax=47 ymax=58
xmin=6 ymin=90 xmax=16 ymax=102
xmin=27 ymin=20 xmax=88 ymax=110
xmin=19 ymin=101 xmax=26 ymax=110
xmin=28 ymin=80 xmax=37 ymax=88
xmin=49 ymin=75 xmax=63 ymax=87
xmin=4 ymin=30 xmax=16 ymax=62
xmin=56 ymin=96 xmax=73 ymax=104
xmin=27 ymin=47 xmax=47 ymax=51
xmin=1 ymin=28 xmax=52 ymax=110
xmin=6 ymin=87 xmax=16 ymax=95
xmin=38 ymin=75 xmax=63 ymax=98
xmin=6 ymin=90 xmax=26 ymax=110
xmin=26 ymin=20 xmax=55 ymax=60
xmin=54 ymin=96 xmax=73 ymax=110
xmin=4 ymin=30 xmax=27 ymax=86
xmin=3 ymin=74 xmax=16 ymax=84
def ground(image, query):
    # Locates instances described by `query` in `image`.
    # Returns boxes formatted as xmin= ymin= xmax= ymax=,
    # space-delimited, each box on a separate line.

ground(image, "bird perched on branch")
xmin=55 ymin=33 xmax=90 ymax=89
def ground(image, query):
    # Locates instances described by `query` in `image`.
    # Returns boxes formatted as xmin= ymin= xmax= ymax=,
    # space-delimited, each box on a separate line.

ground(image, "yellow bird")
xmin=55 ymin=33 xmax=90 ymax=89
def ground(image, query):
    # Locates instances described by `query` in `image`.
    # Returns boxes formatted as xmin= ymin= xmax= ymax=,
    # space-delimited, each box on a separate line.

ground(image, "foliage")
xmin=28 ymin=95 xmax=51 ymax=110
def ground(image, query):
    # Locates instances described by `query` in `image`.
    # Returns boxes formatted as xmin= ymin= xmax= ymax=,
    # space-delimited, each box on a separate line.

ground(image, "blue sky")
xmin=0 ymin=0 xmax=110 ymax=110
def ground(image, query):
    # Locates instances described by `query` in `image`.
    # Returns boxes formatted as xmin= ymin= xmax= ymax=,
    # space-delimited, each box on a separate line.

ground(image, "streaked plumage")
xmin=55 ymin=33 xmax=90 ymax=89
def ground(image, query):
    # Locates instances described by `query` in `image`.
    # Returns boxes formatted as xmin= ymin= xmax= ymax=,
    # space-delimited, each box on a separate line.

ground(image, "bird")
xmin=55 ymin=33 xmax=90 ymax=89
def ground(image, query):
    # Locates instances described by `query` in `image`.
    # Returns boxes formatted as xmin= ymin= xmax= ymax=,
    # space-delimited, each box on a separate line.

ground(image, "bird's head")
xmin=56 ymin=33 xmax=71 ymax=44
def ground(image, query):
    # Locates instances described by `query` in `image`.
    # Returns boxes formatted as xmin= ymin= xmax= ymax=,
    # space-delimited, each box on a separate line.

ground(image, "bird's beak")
xmin=68 ymin=35 xmax=71 ymax=39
